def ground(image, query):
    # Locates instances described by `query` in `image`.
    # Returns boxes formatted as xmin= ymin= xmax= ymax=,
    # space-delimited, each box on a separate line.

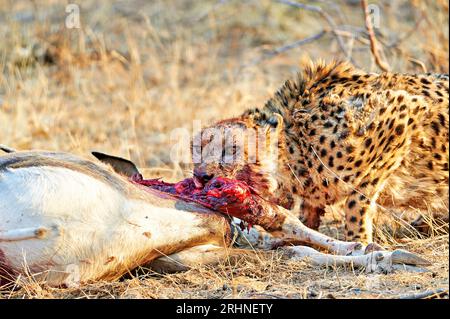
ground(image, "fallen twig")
xmin=398 ymin=288 xmax=448 ymax=299
xmin=408 ymin=57 xmax=428 ymax=73
xmin=386 ymin=11 xmax=425 ymax=49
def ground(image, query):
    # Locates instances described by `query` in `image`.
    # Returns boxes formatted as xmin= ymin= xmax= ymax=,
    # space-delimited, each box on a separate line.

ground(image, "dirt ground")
xmin=0 ymin=0 xmax=448 ymax=299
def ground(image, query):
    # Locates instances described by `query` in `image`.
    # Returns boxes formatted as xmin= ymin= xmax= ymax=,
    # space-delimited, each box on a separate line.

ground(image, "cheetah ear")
xmin=266 ymin=113 xmax=284 ymax=137
xmin=263 ymin=113 xmax=284 ymax=152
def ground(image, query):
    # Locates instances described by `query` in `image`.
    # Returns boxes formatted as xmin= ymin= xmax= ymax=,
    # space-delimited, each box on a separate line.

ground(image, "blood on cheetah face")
xmin=192 ymin=115 xmax=287 ymax=204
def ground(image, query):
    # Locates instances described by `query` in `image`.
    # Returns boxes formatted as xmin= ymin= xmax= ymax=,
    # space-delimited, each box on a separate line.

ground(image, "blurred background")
xmin=0 ymin=0 xmax=448 ymax=180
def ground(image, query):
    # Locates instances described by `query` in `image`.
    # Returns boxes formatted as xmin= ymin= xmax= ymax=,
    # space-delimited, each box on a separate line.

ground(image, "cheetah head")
xmin=192 ymin=113 xmax=291 ymax=206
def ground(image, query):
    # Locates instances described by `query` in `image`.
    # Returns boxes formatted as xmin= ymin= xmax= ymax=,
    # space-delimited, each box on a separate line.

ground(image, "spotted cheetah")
xmin=193 ymin=60 xmax=449 ymax=244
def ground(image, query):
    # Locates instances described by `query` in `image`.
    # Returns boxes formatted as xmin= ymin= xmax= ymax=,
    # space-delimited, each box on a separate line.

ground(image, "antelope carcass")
xmin=0 ymin=150 xmax=431 ymax=287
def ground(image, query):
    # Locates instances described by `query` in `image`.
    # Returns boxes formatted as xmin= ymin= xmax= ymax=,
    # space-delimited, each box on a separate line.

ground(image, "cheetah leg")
xmin=298 ymin=202 xmax=325 ymax=230
xmin=344 ymin=190 xmax=378 ymax=244
xmin=283 ymin=245 xmax=431 ymax=273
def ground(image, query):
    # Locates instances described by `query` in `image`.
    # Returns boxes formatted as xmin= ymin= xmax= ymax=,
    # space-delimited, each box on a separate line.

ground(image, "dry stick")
xmin=360 ymin=0 xmax=390 ymax=72
xmin=194 ymin=0 xmax=229 ymax=22
xmin=386 ymin=12 xmax=425 ymax=49
xmin=377 ymin=11 xmax=426 ymax=72
xmin=408 ymin=58 xmax=428 ymax=73
xmin=275 ymin=0 xmax=356 ymax=65
xmin=398 ymin=288 xmax=448 ymax=300
xmin=234 ymin=30 xmax=327 ymax=77
xmin=235 ymin=1 xmax=361 ymax=73
xmin=243 ymin=30 xmax=327 ymax=69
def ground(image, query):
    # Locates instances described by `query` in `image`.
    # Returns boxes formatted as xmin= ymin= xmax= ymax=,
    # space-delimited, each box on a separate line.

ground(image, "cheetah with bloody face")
xmin=193 ymin=60 xmax=449 ymax=244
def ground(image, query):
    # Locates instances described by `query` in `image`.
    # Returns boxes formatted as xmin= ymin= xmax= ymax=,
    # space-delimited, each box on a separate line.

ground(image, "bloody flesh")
xmin=131 ymin=174 xmax=286 ymax=231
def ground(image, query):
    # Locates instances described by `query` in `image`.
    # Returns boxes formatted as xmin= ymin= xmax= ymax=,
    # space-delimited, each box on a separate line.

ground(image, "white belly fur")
xmin=0 ymin=166 xmax=209 ymax=285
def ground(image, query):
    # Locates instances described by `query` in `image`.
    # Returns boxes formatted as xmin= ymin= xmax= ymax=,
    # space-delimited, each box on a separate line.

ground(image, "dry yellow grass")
xmin=0 ymin=0 xmax=448 ymax=299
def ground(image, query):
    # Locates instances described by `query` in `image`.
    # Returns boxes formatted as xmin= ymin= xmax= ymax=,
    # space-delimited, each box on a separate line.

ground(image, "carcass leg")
xmin=280 ymin=213 xmax=366 ymax=255
xmin=278 ymin=214 xmax=432 ymax=271
xmin=232 ymin=204 xmax=432 ymax=272
xmin=148 ymin=244 xmax=252 ymax=273
xmin=283 ymin=245 xmax=431 ymax=273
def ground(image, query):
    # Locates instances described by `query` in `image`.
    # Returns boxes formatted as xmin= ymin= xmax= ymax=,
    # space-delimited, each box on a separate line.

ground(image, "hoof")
xmin=364 ymin=242 xmax=385 ymax=254
xmin=365 ymin=249 xmax=432 ymax=274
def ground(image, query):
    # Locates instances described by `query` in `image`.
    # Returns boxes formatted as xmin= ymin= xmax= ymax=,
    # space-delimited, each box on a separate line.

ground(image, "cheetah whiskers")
xmin=286 ymin=162 xmax=303 ymax=188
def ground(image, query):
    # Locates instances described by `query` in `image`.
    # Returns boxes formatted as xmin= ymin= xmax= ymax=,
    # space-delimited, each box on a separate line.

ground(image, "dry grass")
xmin=0 ymin=0 xmax=448 ymax=299
xmin=1 ymin=233 xmax=448 ymax=299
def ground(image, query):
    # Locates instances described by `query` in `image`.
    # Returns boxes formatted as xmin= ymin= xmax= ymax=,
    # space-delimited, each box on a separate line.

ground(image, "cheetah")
xmin=193 ymin=60 xmax=449 ymax=244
